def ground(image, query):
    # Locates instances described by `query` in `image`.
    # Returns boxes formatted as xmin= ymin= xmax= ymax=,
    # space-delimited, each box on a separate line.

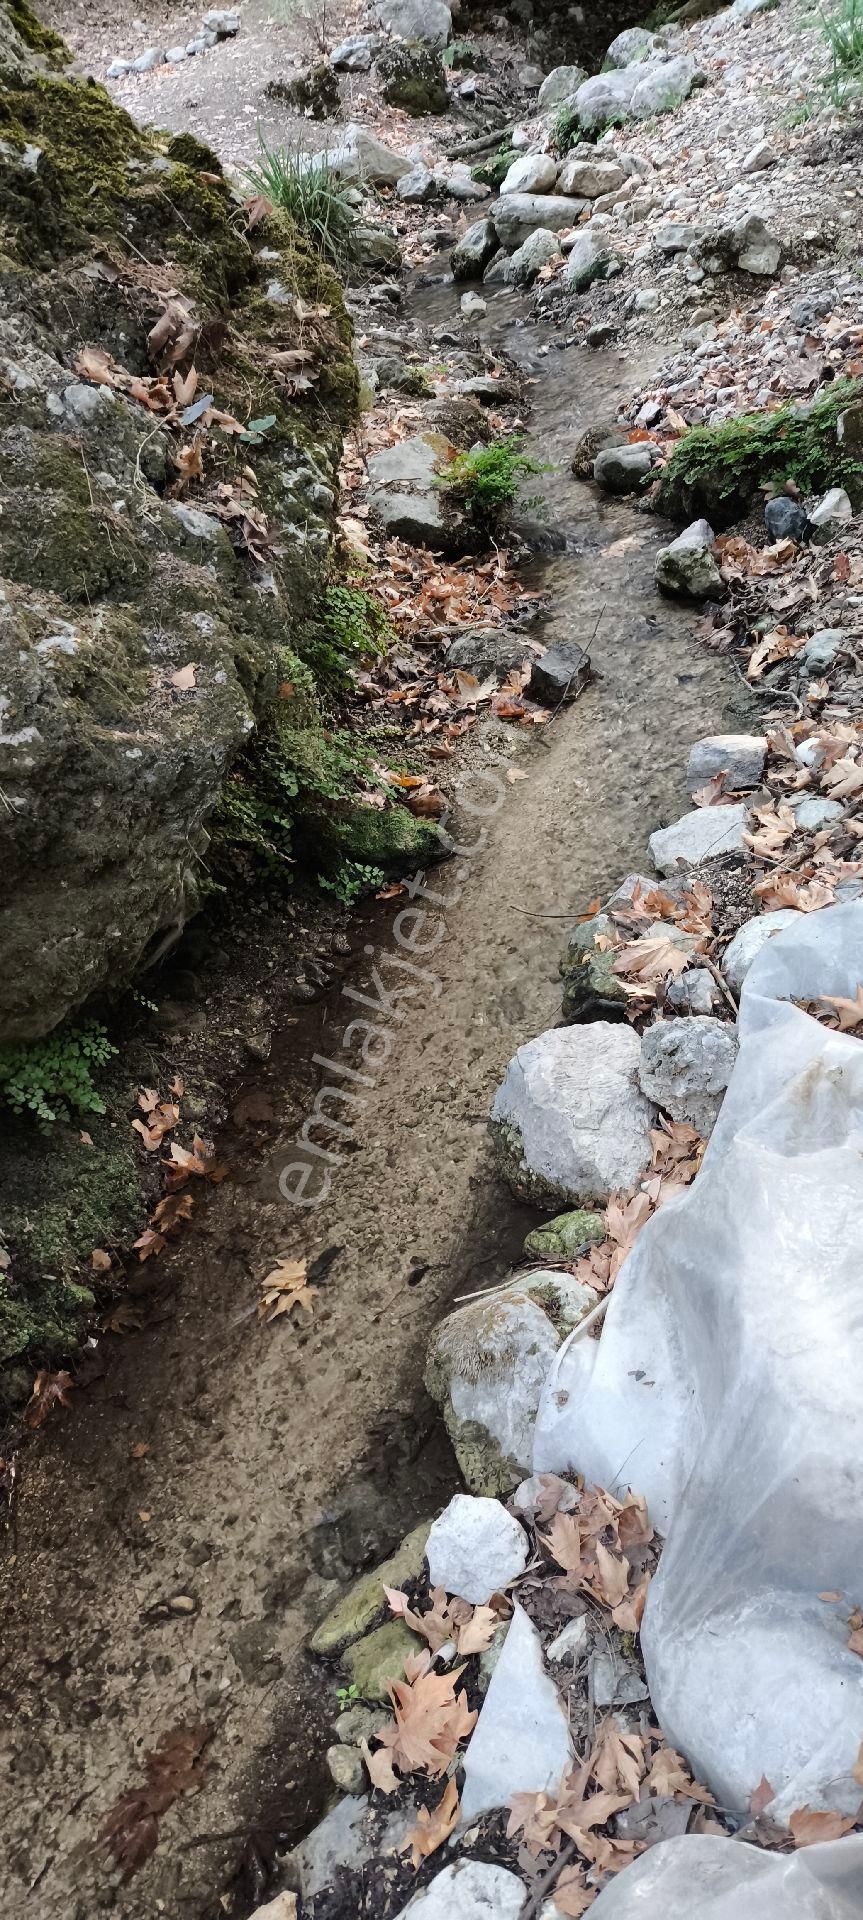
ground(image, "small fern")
xmin=0 ymin=1023 xmax=117 ymax=1124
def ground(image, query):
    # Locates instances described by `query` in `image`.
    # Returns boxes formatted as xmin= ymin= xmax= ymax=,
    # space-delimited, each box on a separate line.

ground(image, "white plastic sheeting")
xmin=533 ymin=905 xmax=863 ymax=1817
xmin=587 ymin=1833 xmax=863 ymax=1917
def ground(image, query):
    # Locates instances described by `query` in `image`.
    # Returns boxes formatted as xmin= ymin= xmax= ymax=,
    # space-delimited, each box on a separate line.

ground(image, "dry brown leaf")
xmin=258 ymin=1256 xmax=317 ymax=1325
xmin=750 ymin=1774 xmax=776 ymax=1817
xmin=788 ymin=1806 xmax=856 ymax=1847
xmin=457 ymin=1604 xmax=500 ymax=1655
xmin=170 ymin=663 xmax=198 ymax=691
xmin=133 ymin=1227 xmax=166 ymax=1262
xmin=374 ymin=1662 xmax=476 ymax=1779
xmin=360 ymin=1735 xmax=399 ymax=1794
xmin=594 ymin=1542 xmax=630 ymax=1610
xmin=553 ymin=1869 xmax=597 ymax=1916
xmin=401 ymin=1778 xmax=460 ymax=1868
xmin=24 ymin=1368 xmax=75 ymax=1429
xmin=91 ymin=1248 xmax=112 ymax=1272
xmin=816 ymin=985 xmax=863 ymax=1031
xmin=174 ymin=442 xmax=204 ymax=482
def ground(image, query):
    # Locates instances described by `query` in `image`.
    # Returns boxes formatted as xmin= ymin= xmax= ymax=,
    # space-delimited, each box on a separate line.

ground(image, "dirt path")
xmin=0 ymin=286 xmax=743 ymax=1916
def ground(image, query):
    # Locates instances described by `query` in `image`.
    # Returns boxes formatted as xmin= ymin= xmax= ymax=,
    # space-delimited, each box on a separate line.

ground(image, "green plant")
xmin=437 ymin=436 xmax=550 ymax=531
xmin=245 ymin=138 xmax=356 ymax=268
xmin=656 ymin=378 xmax=863 ymax=525
xmin=0 ymin=1023 xmax=117 ymax=1124
xmin=782 ymin=97 xmax=815 ymax=123
xmin=473 ymin=144 xmax=518 ymax=190
xmin=336 ymin=1683 xmax=359 ymax=1707
xmin=820 ymin=0 xmax=863 ymax=97
xmin=548 ymin=106 xmax=581 ymax=157
xmin=323 ymin=583 xmax=393 ymax=671
xmin=319 ymin=859 xmax=385 ymax=905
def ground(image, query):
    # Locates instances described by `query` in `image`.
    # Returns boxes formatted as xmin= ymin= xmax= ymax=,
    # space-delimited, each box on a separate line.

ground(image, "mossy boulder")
xmin=523 ymin=1210 xmax=606 ymax=1261
xmin=310 ymin=1521 xmax=431 ymax=1656
xmin=265 ymin=62 xmax=341 ymax=118
xmin=343 ymin=1617 xmax=417 ymax=1700
xmin=0 ymin=0 xmax=368 ymax=1043
xmin=560 ymin=913 xmax=629 ymax=1021
xmin=377 ymin=42 xmax=449 ymax=115
xmin=655 ymin=380 xmax=863 ymax=528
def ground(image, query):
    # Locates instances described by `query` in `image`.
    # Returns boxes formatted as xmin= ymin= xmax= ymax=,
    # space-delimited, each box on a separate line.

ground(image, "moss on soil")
xmin=656 ymin=380 xmax=863 ymax=526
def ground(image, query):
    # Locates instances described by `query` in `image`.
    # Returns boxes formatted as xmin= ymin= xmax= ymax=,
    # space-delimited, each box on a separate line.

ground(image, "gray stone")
xmin=426 ymin=1272 xmax=598 ymax=1495
xmin=438 ymin=162 xmax=490 ymax=201
xmin=398 ymin=163 xmax=436 ymax=202
xmin=765 ymin=496 xmax=808 ymax=543
xmin=594 ymin=443 xmax=655 ymax=493
xmin=490 ymin=1022 xmax=655 ymax=1207
xmin=376 ymin=0 xmax=452 ymax=49
xmin=482 ymin=252 xmax=510 ymax=285
xmin=630 ymin=54 xmax=702 ymax=119
xmin=451 ymin=217 xmax=499 ymax=279
xmin=655 ymin=519 xmax=722 ymax=600
xmin=529 ymin=642 xmax=591 ymax=704
xmin=107 ymin=58 xmax=132 ymax=77
xmin=170 ymin=501 xmax=224 ymax=543
xmin=513 ymin=1473 xmax=579 ymax=1520
xmin=334 ymin=1703 xmax=391 ymax=1743
xmin=367 ymin=432 xmax=460 ymax=549
xmin=446 ymin=629 xmax=529 ymax=676
xmin=537 ymin=64 xmax=587 ymax=107
xmin=655 ymin=222 xmax=701 ymax=254
xmin=667 ymin=968 xmax=719 ymax=1015
xmin=425 ymin=1493 xmax=528 ymax=1602
xmin=809 ymin=486 xmax=853 ymax=528
xmin=166 ymin=44 xmax=187 ymax=60
xmin=288 ymin=1796 xmax=369 ymax=1903
xmin=604 ymin=26 xmax=658 ymax=67
xmin=461 ymin=1603 xmax=571 ymax=1820
xmin=634 ymin=287 xmax=661 ymax=313
xmin=789 ymin=795 xmax=843 ymax=830
xmin=203 ymin=8 xmax=240 ymax=32
xmin=685 ymin=733 xmax=767 ymax=794
xmin=730 ymin=0 xmax=778 ymax=16
xmin=565 ymin=230 xmax=611 ymax=292
xmin=506 ymin=228 xmax=560 ymax=286
xmin=721 ymin=910 xmax=801 ymax=994
xmin=741 ymin=138 xmax=777 ymax=174
xmin=546 ymin=1614 xmax=589 ymax=1663
xmin=331 ymin=34 xmax=377 ymax=69
xmin=524 ymin=1209 xmax=606 ymax=1260
xmin=459 ymin=290 xmax=487 ymax=318
xmin=326 ymin=1742 xmax=365 ymax=1793
xmin=353 ymin=226 xmax=403 ymax=272
xmin=639 ymin=1016 xmax=738 ymax=1134
xmin=649 ymin=803 xmax=748 ymax=875
xmin=131 ymin=47 xmax=166 ymax=71
xmin=519 ymin=65 xmax=545 ymax=90
xmin=575 ymin=67 xmax=641 ymax=130
xmin=500 ymin=153 xmax=558 ymax=195
xmin=328 ymin=122 xmax=411 ymax=186
xmin=492 ymin=192 xmax=586 ymax=250
xmin=799 ymin=627 xmax=845 ymax=672
xmin=395 ymin=1862 xmax=525 ymax=1920
xmin=591 ymin=1650 xmax=650 ymax=1708
xmin=735 ymin=212 xmax=781 ymax=276
xmin=557 ymin=154 xmax=627 ymax=199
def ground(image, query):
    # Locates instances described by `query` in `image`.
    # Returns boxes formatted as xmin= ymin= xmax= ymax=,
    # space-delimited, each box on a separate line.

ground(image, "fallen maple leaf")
xmin=789 ymin=1806 xmax=856 ymax=1847
xmin=541 ymin=1511 xmax=583 ymax=1576
xmin=594 ymin=1541 xmax=630 ymax=1610
xmin=258 ymin=1256 xmax=317 ymax=1325
xmin=373 ymin=1661 xmax=476 ymax=1779
xmin=401 ymin=1778 xmax=460 ymax=1868
xmin=553 ymin=1869 xmax=597 ymax=1917
xmin=816 ymin=985 xmax=863 ymax=1031
xmin=100 ymin=1723 xmax=211 ymax=1880
xmin=170 ymin=664 xmax=197 ymax=691
xmin=750 ymin=1774 xmax=775 ymax=1817
xmin=457 ymin=1603 xmax=499 ymax=1655
xmin=24 ymin=1368 xmax=76 ymax=1429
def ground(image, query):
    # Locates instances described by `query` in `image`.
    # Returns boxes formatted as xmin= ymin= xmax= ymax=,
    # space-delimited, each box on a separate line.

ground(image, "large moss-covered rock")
xmin=310 ymin=1521 xmax=431 ymax=1655
xmin=0 ymin=0 xmax=369 ymax=1042
xmin=343 ymin=1618 xmax=417 ymax=1700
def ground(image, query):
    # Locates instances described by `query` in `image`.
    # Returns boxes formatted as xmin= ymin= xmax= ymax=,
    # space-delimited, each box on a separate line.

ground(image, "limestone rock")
xmin=604 ymin=27 xmax=658 ymax=67
xmin=639 ymin=1016 xmax=738 ymax=1134
xmin=328 ymin=122 xmax=411 ymax=185
xmin=445 ymin=629 xmax=529 ymax=676
xmin=352 ymin=226 xmax=403 ymax=273
xmin=721 ymin=910 xmax=800 ymax=995
xmin=630 ymin=54 xmax=702 ymax=118
xmin=398 ymin=163 xmax=437 ymax=202
xmin=425 ymin=1493 xmax=528 ymax=1602
xmin=436 ymin=161 xmax=490 ymax=201
xmin=506 ymin=229 xmax=560 ymax=286
xmin=344 ymin=1618 xmax=418 ymax=1699
xmin=799 ymin=628 xmax=845 ymax=673
xmin=287 ymin=1796 xmax=369 ymax=1904
xmin=310 ymin=1520 xmax=431 ymax=1654
xmin=326 ymin=1742 xmax=365 ymax=1792
xmin=492 ymin=192 xmax=586 ymax=250
xmin=331 ymin=34 xmax=377 ymax=68
xmin=459 ymin=290 xmax=487 ymax=319
xmin=565 ymin=230 xmax=612 ymax=292
xmin=655 ymin=519 xmax=723 ymax=600
xmin=451 ymin=217 xmax=499 ymax=279
xmin=649 ymin=805 xmax=749 ymax=876
xmin=741 ymin=138 xmax=777 ymax=173
xmin=395 ymin=1861 xmax=525 ymax=1920
xmin=790 ymin=795 xmax=843 ymax=831
xmin=490 ymin=1023 xmax=655 ymax=1207
xmin=367 ymin=432 xmax=465 ymax=551
xmin=500 ymin=153 xmax=558 ymax=196
xmin=562 ymin=916 xmax=699 ymax=1021
xmin=376 ymin=0 xmax=452 ymax=48
xmin=685 ymin=733 xmax=767 ymax=794
xmin=575 ymin=67 xmax=641 ymax=130
xmin=734 ymin=212 xmax=782 ymax=276
xmin=537 ymin=64 xmax=587 ymax=107
xmin=425 ymin=1270 xmax=599 ymax=1493
xmin=809 ymin=486 xmax=853 ymax=529
xmin=591 ymin=1649 xmax=650 ymax=1707
xmin=460 ymin=1603 xmax=571 ymax=1819
xmin=593 ymin=443 xmax=655 ymax=492
xmin=557 ymin=154 xmax=627 ymax=199
xmin=667 ymin=968 xmax=719 ymax=1015
xmin=547 ymin=1615 xmax=589 ymax=1663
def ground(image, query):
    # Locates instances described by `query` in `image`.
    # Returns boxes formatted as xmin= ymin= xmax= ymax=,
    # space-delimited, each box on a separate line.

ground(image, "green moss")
xmin=656 ymin=379 xmax=863 ymax=526
xmin=0 ymin=439 xmax=149 ymax=601
xmin=7 ymin=0 xmax=66 ymax=63
xmin=164 ymin=130 xmax=224 ymax=174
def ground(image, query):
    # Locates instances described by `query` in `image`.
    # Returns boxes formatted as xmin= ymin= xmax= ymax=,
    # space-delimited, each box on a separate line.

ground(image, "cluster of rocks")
xmin=107 ymin=9 xmax=238 ymax=77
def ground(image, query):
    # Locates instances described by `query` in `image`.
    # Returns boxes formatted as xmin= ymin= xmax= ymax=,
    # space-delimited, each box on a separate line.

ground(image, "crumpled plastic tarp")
xmin=533 ymin=904 xmax=863 ymax=1816
xmin=587 ymin=1832 xmax=863 ymax=1917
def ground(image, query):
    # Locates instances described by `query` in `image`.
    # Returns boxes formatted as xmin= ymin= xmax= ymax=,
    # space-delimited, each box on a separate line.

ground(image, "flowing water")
xmin=0 ymin=289 xmax=747 ymax=1919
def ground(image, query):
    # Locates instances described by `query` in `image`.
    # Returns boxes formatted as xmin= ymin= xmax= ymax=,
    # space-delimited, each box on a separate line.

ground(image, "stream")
xmin=0 ymin=289 xmax=746 ymax=1920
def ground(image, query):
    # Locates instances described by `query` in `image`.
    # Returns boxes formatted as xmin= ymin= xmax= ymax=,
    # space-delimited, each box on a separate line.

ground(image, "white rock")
xmin=809 ymin=486 xmax=853 ymax=527
xmin=789 ymin=795 xmax=844 ymax=831
xmin=460 ymin=290 xmax=487 ymax=318
xmin=537 ymin=64 xmax=587 ymax=107
xmin=398 ymin=164 xmax=436 ymax=202
xmin=556 ymin=154 xmax=627 ymax=199
xmin=720 ymin=910 xmax=801 ymax=994
xmin=331 ymin=34 xmax=376 ymax=69
xmin=630 ymin=55 xmax=702 ymax=119
xmin=649 ymin=804 xmax=748 ymax=876
xmin=685 ymin=733 xmax=767 ymax=793
xmin=655 ymin=519 xmax=723 ymax=600
xmin=106 ymin=58 xmax=132 ymax=76
xmin=288 ymin=1796 xmax=369 ymax=1903
xmin=506 ymin=228 xmax=560 ymax=286
xmin=634 ymin=287 xmax=661 ymax=312
xmin=425 ymin=1494 xmax=528 ymax=1603
xmin=438 ymin=162 xmax=490 ymax=201
xmin=166 ymin=43 xmax=187 ymax=60
xmin=328 ymin=123 xmax=411 ymax=186
xmin=578 ymin=1834 xmax=863 ymax=1917
xmin=131 ymin=46 xmax=166 ymax=71
xmin=461 ymin=1603 xmax=571 ymax=1819
xmin=639 ymin=1017 xmax=738 ymax=1135
xmin=741 ymin=138 xmax=777 ymax=173
xmin=604 ymin=26 xmax=657 ymax=67
xmin=395 ymin=1861 xmax=525 ymax=1920
xmin=575 ymin=66 xmax=641 ymax=129
xmin=666 ymin=968 xmax=719 ymax=1015
xmin=249 ymin=1896 xmax=299 ymax=1920
xmin=500 ymin=153 xmax=558 ymax=195
xmin=490 ymin=1023 xmax=655 ymax=1206
xmin=546 ymin=1615 xmax=588 ymax=1663
xmin=377 ymin=0 xmax=452 ymax=47
xmin=170 ymin=501 xmax=223 ymax=541
xmin=734 ymin=212 xmax=781 ymax=276
xmin=492 ymin=192 xmax=586 ymax=249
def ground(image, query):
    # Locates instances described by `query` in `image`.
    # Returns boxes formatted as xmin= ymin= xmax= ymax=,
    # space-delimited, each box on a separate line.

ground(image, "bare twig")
xmin=701 ymin=952 xmax=739 ymax=1016
xmin=519 ymin=1836 xmax=580 ymax=1920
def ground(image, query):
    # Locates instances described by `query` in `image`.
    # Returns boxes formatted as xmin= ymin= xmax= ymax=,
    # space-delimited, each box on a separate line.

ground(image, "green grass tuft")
xmin=245 ymin=138 xmax=356 ymax=268
xmin=437 ymin=436 xmax=549 ymax=531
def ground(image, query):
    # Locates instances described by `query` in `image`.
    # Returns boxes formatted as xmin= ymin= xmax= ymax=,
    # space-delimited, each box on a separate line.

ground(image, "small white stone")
xmin=649 ymin=804 xmax=749 ymax=876
xmin=395 ymin=1861 xmax=525 ymax=1920
xmin=426 ymin=1494 xmax=528 ymax=1603
xmin=546 ymin=1615 xmax=588 ymax=1663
